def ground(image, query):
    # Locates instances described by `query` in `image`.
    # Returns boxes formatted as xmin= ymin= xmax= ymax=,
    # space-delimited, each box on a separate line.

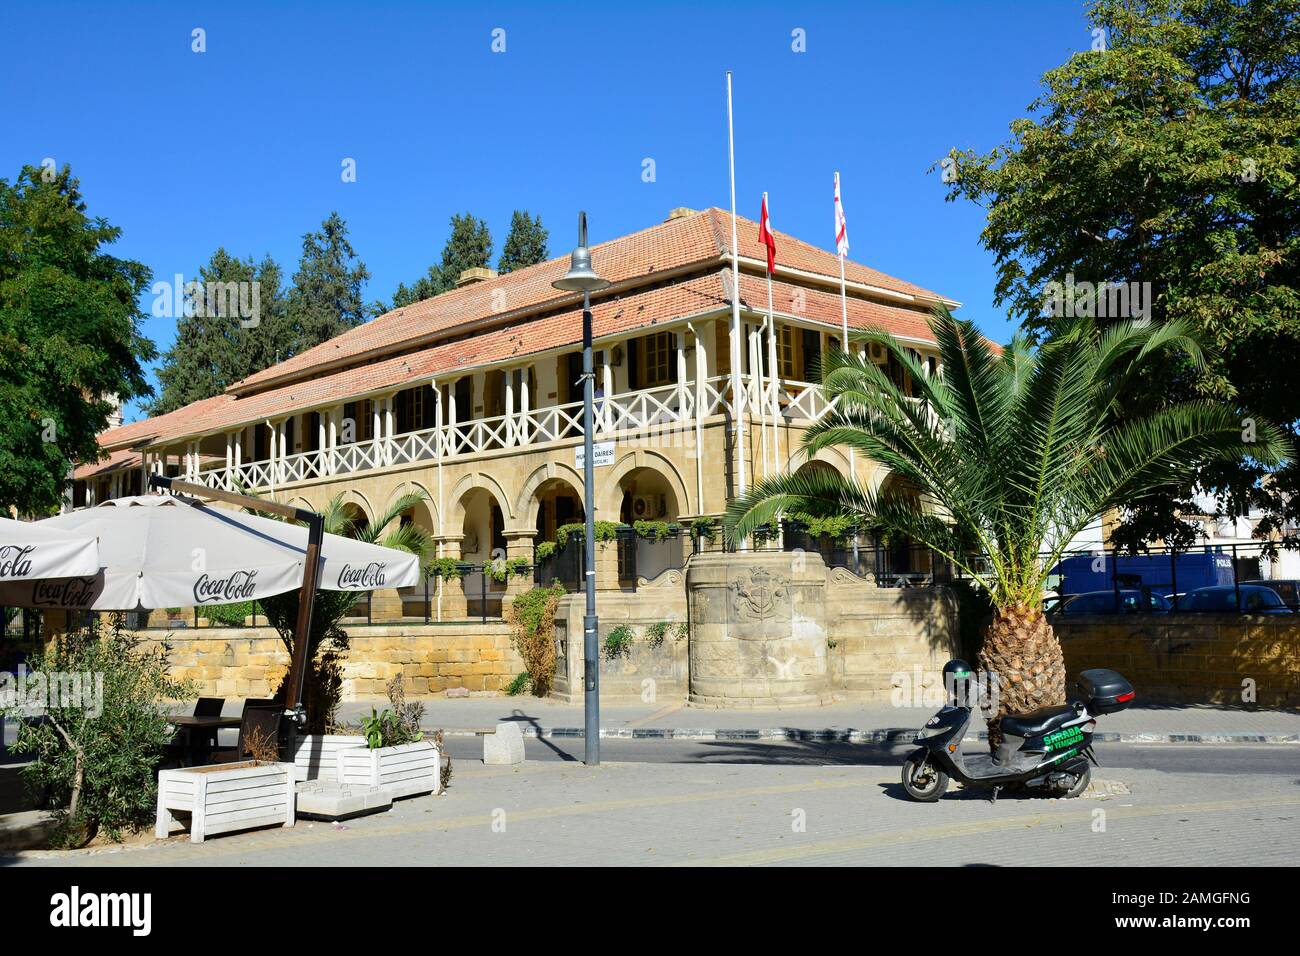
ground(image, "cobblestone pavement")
xmin=12 ymin=759 xmax=1299 ymax=867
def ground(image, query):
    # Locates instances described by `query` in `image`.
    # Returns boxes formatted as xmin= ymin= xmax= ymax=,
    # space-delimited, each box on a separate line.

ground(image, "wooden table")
xmin=170 ymin=714 xmax=242 ymax=766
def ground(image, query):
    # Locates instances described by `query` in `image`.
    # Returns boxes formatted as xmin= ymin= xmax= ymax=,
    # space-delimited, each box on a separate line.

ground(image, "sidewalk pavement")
xmin=12 ymin=758 xmax=1298 ymax=867
xmin=336 ymin=697 xmax=1300 ymax=744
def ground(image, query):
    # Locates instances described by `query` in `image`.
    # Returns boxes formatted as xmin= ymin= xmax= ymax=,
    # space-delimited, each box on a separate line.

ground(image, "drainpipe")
xmin=433 ymin=378 xmax=444 ymax=623
xmin=687 ymin=321 xmax=705 ymax=516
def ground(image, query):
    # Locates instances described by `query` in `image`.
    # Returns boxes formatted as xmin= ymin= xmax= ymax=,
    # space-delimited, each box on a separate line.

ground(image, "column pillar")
xmin=601 ymin=360 xmax=614 ymax=432
xmin=518 ymin=368 xmax=530 ymax=445
xmin=502 ymin=530 xmax=537 ymax=601
xmin=438 ymin=534 xmax=468 ymax=619
xmin=504 ymin=369 xmax=515 ymax=447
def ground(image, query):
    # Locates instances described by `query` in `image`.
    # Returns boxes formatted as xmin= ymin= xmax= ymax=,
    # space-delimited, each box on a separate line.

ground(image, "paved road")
xmin=14 ymin=757 xmax=1297 ymax=867
xmin=442 ymin=734 xmax=1300 ymax=776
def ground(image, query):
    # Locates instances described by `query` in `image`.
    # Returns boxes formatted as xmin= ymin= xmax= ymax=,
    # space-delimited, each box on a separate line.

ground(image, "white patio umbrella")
xmin=0 ymin=494 xmax=419 ymax=611
xmin=0 ymin=515 xmax=101 ymax=585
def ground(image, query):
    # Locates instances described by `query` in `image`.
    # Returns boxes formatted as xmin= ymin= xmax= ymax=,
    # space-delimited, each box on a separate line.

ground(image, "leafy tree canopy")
xmin=0 ymin=164 xmax=155 ymax=514
xmin=942 ymin=0 xmax=1300 ymax=547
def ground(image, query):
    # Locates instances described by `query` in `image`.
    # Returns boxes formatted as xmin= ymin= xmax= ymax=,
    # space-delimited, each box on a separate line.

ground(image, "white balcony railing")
xmin=192 ymin=374 xmax=843 ymax=493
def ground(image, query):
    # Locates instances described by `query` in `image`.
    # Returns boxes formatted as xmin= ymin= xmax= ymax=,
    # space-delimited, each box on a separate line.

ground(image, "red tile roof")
xmin=91 ymin=208 xmax=957 ymax=455
xmin=231 ymin=207 xmax=951 ymax=395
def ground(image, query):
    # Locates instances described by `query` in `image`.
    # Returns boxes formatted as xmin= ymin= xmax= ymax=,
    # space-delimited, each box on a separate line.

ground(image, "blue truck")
xmin=1049 ymin=550 xmax=1235 ymax=599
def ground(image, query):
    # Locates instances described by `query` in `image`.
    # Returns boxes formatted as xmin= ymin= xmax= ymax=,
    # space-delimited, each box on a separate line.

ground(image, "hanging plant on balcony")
xmin=425 ymin=557 xmax=466 ymax=580
xmin=485 ymin=556 xmax=531 ymax=583
xmin=791 ymin=514 xmax=856 ymax=541
xmin=689 ymin=517 xmax=718 ymax=542
xmin=535 ymin=541 xmax=557 ymax=562
xmin=554 ymin=520 xmax=621 ymax=550
xmin=632 ymin=519 xmax=679 ymax=541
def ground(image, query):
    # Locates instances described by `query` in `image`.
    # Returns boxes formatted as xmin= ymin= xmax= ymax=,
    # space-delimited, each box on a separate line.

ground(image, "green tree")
xmin=287 ymin=212 xmax=371 ymax=351
xmin=6 ymin=618 xmax=192 ymax=847
xmin=941 ymin=0 xmax=1300 ymax=545
xmin=724 ymin=310 xmax=1290 ymax=741
xmin=389 ymin=212 xmax=494 ymax=309
xmin=150 ymin=249 xmax=291 ymax=415
xmin=498 ymin=210 xmax=549 ymax=273
xmin=0 ymin=164 xmax=155 ymax=515
xmin=259 ymin=490 xmax=432 ymax=732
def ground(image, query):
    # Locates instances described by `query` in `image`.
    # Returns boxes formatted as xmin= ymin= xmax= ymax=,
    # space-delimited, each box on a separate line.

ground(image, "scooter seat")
xmin=1000 ymin=704 xmax=1077 ymax=738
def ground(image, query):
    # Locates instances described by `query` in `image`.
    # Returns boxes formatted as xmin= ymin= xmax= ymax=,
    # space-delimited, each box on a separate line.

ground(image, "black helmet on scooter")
xmin=942 ymin=659 xmax=974 ymax=706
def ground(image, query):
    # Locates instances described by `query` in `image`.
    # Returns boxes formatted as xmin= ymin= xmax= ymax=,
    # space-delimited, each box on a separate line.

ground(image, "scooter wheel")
xmin=902 ymin=749 xmax=949 ymax=802
xmin=1056 ymin=764 xmax=1091 ymax=798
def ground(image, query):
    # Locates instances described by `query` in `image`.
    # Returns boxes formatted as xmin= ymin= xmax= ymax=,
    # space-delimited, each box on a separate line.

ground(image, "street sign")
xmin=575 ymin=441 xmax=615 ymax=469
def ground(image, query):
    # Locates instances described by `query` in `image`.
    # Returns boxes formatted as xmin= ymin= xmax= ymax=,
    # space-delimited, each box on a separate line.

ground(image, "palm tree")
xmin=725 ymin=307 xmax=1290 ymax=741
xmin=259 ymin=490 xmax=433 ymax=731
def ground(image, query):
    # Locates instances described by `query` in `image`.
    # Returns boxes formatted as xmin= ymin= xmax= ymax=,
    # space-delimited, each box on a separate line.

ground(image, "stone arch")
xmin=787 ymin=443 xmax=852 ymax=480
xmin=384 ymin=479 xmax=440 ymax=533
xmin=598 ymin=450 xmax=692 ymax=520
xmin=448 ymin=471 xmax=514 ymax=530
xmin=513 ymin=461 xmax=587 ymax=527
xmin=331 ymin=488 xmax=374 ymax=530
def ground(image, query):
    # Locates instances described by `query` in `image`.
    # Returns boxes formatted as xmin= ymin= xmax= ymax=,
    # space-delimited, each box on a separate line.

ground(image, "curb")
xmin=439 ymin=726 xmax=1300 ymax=745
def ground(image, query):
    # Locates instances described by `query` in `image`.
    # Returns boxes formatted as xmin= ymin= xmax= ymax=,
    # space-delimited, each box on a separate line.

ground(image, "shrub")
xmin=198 ymin=601 xmax=253 ymax=627
xmin=503 ymin=584 xmax=566 ymax=696
xmin=604 ymin=623 xmax=636 ymax=659
xmin=505 ymin=671 xmax=532 ymax=696
xmin=4 ymin=617 xmax=193 ymax=847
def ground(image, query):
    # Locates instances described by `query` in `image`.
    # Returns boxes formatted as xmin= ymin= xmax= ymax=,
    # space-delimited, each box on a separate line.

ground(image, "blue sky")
xmin=0 ymin=0 xmax=1091 ymax=421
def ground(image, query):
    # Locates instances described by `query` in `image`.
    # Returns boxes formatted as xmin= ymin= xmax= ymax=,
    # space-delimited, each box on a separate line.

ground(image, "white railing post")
xmin=519 ymin=367 xmax=530 ymax=446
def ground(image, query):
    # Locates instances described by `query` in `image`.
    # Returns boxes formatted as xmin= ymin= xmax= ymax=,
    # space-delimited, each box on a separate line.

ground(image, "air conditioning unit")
xmin=868 ymin=342 xmax=888 ymax=365
xmin=631 ymin=495 xmax=666 ymax=519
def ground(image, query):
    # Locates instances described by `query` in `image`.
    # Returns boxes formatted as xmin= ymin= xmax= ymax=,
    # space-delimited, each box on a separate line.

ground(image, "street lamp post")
xmin=553 ymin=212 xmax=610 ymax=766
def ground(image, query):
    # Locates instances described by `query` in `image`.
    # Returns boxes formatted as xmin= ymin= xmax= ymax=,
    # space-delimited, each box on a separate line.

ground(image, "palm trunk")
xmin=976 ymin=603 xmax=1066 ymax=750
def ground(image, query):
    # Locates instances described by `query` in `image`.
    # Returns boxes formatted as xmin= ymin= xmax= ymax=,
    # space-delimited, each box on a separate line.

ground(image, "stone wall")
xmin=549 ymin=552 xmax=960 ymax=708
xmin=551 ymin=569 xmax=690 ymax=705
xmin=146 ymin=622 xmax=522 ymax=701
xmin=1054 ymin=614 xmax=1300 ymax=708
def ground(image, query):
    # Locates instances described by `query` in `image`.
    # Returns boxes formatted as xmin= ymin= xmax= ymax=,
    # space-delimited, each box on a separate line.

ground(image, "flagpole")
xmin=763 ymin=192 xmax=777 ymax=482
xmin=835 ymin=170 xmax=859 ymax=569
xmin=727 ymin=71 xmax=747 ymax=506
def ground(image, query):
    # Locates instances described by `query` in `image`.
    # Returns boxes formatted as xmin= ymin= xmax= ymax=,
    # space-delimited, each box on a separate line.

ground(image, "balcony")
xmin=190 ymin=374 xmax=841 ymax=494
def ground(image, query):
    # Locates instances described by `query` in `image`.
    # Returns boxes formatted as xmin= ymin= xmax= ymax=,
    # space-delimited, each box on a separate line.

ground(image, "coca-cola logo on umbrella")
xmin=31 ymin=577 xmax=97 ymax=608
xmin=337 ymin=562 xmax=386 ymax=589
xmin=0 ymin=545 xmax=36 ymax=579
xmin=193 ymin=570 xmax=258 ymax=604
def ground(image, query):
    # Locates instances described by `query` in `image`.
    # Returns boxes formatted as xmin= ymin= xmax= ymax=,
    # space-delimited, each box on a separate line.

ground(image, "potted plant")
xmin=335 ymin=676 xmax=440 ymax=799
xmin=156 ymin=727 xmax=294 ymax=844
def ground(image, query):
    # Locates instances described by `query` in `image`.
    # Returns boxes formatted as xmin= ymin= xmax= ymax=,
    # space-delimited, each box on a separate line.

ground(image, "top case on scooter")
xmin=1075 ymin=668 xmax=1135 ymax=714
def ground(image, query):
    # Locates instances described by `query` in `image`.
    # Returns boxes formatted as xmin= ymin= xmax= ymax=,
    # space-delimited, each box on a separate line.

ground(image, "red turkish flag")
xmin=758 ymin=193 xmax=777 ymax=275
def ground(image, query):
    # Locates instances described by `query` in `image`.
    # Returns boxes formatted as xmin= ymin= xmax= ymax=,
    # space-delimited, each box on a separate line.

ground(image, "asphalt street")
xmin=441 ymin=734 xmax=1300 ymax=775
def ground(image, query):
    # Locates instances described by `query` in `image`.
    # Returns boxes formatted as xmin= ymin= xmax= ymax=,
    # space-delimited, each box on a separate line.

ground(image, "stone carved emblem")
xmin=729 ymin=566 xmax=790 ymax=623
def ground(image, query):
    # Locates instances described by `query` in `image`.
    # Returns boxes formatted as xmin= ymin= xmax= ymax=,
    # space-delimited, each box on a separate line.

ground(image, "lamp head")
xmin=552 ymin=211 xmax=610 ymax=293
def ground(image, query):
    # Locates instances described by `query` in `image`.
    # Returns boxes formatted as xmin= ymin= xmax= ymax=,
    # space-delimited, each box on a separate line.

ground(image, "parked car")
xmin=1181 ymin=584 xmax=1294 ymax=613
xmin=1053 ymin=589 xmax=1172 ymax=615
xmin=1241 ymin=579 xmax=1300 ymax=608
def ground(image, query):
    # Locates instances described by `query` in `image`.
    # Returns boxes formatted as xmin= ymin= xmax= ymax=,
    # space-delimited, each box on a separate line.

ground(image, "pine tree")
xmin=386 ymin=212 xmax=493 ymax=309
xmin=286 ymin=212 xmax=371 ymax=351
xmin=498 ymin=210 xmax=549 ymax=273
xmin=151 ymin=250 xmax=289 ymax=415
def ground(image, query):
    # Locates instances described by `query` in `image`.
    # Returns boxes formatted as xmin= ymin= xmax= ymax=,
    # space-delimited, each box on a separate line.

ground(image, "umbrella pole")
xmin=148 ymin=475 xmax=324 ymax=750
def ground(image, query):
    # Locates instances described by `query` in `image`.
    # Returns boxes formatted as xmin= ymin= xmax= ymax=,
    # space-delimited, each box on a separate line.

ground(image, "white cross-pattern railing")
xmin=188 ymin=374 xmax=833 ymax=494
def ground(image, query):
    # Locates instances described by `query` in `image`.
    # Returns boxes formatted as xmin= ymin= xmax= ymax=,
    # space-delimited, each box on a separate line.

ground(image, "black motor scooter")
xmin=900 ymin=659 xmax=1134 ymax=802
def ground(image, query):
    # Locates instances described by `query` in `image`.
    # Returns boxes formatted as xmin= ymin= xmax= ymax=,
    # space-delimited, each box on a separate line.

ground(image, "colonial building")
xmin=73 ymin=206 xmax=958 ymax=649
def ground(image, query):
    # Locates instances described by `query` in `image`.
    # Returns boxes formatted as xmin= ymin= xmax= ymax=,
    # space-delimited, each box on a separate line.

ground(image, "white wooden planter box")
xmin=156 ymin=761 xmax=294 ymax=844
xmin=336 ymin=741 xmax=441 ymax=799
xmin=291 ymin=734 xmax=367 ymax=782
